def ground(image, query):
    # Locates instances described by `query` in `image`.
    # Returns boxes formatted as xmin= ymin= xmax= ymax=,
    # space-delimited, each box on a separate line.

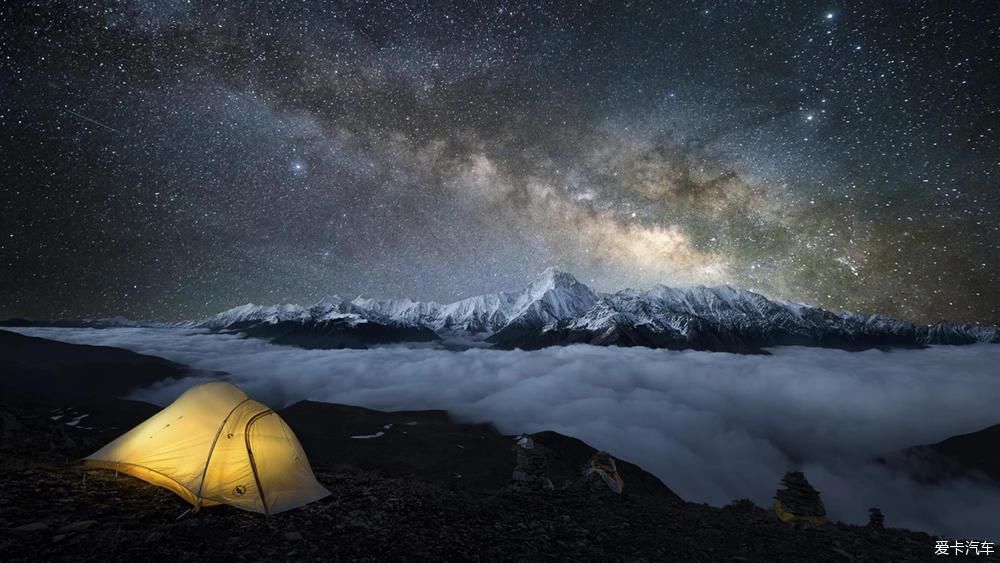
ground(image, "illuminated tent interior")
xmin=84 ymin=381 xmax=330 ymax=515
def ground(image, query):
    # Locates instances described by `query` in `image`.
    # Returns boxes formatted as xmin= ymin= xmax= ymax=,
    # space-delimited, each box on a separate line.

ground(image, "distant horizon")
xmin=4 ymin=268 xmax=996 ymax=328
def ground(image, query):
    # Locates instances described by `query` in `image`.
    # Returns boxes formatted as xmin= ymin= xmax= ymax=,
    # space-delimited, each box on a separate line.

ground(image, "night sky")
xmin=2 ymin=1 xmax=998 ymax=323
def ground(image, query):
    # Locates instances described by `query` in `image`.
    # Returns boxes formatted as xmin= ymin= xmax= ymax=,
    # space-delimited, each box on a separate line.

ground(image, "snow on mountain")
xmin=208 ymin=267 xmax=598 ymax=335
xmin=435 ymin=292 xmax=519 ymax=333
xmin=495 ymin=267 xmax=598 ymax=329
xmin=197 ymin=269 xmax=999 ymax=352
xmin=201 ymin=303 xmax=311 ymax=328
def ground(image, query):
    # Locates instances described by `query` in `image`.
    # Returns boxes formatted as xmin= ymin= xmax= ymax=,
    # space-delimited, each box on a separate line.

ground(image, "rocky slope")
xmin=0 ymin=396 xmax=954 ymax=563
xmin=0 ymin=330 xmax=195 ymax=404
xmin=881 ymin=423 xmax=1000 ymax=485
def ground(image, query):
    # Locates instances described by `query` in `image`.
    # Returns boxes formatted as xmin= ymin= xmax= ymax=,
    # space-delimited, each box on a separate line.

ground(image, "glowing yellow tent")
xmin=84 ymin=381 xmax=330 ymax=515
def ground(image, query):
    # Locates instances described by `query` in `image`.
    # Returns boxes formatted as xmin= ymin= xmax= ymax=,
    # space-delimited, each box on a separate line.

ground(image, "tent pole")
xmin=194 ymin=398 xmax=253 ymax=502
xmin=245 ymin=409 xmax=274 ymax=517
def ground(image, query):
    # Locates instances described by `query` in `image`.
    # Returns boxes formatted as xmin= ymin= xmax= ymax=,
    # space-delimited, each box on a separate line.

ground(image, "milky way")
xmin=2 ymin=1 xmax=998 ymax=323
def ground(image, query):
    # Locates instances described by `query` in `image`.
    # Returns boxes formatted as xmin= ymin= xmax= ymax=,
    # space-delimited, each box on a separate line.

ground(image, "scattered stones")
xmin=0 ymin=402 xmax=962 ymax=562
xmin=58 ymin=520 xmax=97 ymax=532
xmin=347 ymin=517 xmax=370 ymax=529
xmin=12 ymin=521 xmax=49 ymax=532
xmin=724 ymin=498 xmax=758 ymax=514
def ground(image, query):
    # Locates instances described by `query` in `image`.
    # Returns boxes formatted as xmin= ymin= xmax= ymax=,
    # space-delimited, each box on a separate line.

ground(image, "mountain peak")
xmin=313 ymin=295 xmax=346 ymax=308
xmin=509 ymin=268 xmax=598 ymax=323
xmin=531 ymin=267 xmax=582 ymax=290
xmin=194 ymin=270 xmax=999 ymax=352
xmin=523 ymin=269 xmax=594 ymax=304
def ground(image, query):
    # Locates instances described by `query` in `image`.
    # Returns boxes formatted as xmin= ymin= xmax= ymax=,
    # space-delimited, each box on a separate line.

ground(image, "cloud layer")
xmin=15 ymin=327 xmax=1000 ymax=538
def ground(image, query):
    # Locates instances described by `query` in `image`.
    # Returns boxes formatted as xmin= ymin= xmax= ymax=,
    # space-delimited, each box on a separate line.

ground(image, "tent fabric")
xmin=84 ymin=381 xmax=330 ymax=515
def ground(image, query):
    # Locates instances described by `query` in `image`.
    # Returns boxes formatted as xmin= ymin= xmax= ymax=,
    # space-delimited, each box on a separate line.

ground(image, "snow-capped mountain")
xmin=201 ymin=268 xmax=597 ymax=342
xmin=200 ymin=303 xmax=313 ymax=328
xmin=197 ymin=269 xmax=999 ymax=352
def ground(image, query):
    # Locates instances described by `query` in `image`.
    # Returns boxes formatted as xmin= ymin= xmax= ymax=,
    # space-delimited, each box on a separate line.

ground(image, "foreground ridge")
xmin=0 ymin=392 xmax=956 ymax=563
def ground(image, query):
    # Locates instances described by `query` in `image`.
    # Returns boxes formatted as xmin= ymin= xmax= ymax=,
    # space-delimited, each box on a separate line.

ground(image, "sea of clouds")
xmin=12 ymin=327 xmax=1000 ymax=538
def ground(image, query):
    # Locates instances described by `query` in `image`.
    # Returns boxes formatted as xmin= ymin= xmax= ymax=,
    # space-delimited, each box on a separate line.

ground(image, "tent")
xmin=84 ymin=381 xmax=330 ymax=515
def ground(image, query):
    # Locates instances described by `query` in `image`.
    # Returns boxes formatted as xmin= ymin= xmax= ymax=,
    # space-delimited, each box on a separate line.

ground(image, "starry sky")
xmin=2 ymin=1 xmax=998 ymax=323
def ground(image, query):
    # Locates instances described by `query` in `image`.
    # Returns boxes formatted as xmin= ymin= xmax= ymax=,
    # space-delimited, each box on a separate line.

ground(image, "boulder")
xmin=867 ymin=507 xmax=885 ymax=530
xmin=773 ymin=471 xmax=826 ymax=526
xmin=583 ymin=451 xmax=624 ymax=494
xmin=511 ymin=435 xmax=554 ymax=490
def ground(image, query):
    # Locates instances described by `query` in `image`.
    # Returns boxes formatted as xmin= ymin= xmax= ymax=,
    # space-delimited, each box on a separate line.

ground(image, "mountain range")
xmin=4 ymin=269 xmax=996 ymax=353
xmin=188 ymin=268 xmax=999 ymax=353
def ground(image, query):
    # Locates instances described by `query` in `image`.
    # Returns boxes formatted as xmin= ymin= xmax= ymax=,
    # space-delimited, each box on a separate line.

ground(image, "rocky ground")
xmin=1 ymin=329 xmax=994 ymax=561
xmin=2 ymin=401 xmax=983 ymax=562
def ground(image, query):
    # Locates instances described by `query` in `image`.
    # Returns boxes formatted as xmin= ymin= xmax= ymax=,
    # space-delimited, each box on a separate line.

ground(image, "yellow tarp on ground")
xmin=85 ymin=381 xmax=329 ymax=515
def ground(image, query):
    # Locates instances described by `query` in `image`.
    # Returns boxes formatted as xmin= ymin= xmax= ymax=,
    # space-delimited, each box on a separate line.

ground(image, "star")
xmin=0 ymin=1 xmax=994 ymax=326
